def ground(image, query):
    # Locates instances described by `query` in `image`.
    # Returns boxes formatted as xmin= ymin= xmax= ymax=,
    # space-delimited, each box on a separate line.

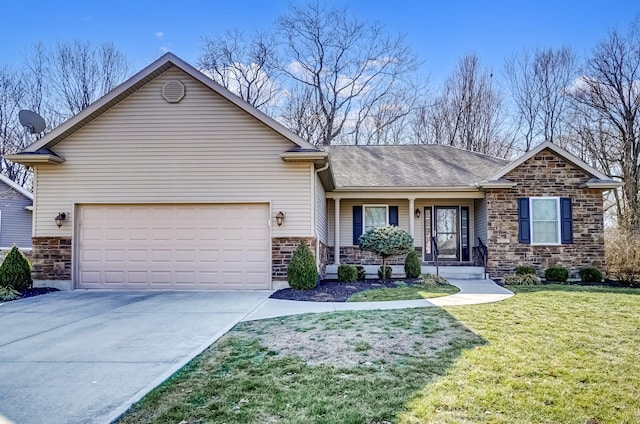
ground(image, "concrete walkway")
xmin=243 ymin=278 xmax=513 ymax=321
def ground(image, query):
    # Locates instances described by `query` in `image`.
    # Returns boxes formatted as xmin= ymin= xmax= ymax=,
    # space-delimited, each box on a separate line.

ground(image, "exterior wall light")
xmin=415 ymin=208 xmax=421 ymax=218
xmin=275 ymin=211 xmax=285 ymax=227
xmin=55 ymin=212 xmax=67 ymax=228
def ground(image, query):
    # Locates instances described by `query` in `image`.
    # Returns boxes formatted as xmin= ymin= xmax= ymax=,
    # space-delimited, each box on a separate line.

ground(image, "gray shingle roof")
xmin=326 ymin=145 xmax=510 ymax=188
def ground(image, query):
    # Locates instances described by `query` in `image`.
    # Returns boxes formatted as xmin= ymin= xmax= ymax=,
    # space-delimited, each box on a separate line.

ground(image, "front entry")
xmin=423 ymin=206 xmax=470 ymax=262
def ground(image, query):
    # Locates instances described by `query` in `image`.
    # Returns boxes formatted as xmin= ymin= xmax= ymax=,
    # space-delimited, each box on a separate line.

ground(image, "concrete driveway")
xmin=0 ymin=290 xmax=270 ymax=424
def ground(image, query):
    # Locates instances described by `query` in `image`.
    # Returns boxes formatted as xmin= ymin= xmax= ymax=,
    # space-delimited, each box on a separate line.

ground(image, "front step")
xmin=324 ymin=265 xmax=486 ymax=280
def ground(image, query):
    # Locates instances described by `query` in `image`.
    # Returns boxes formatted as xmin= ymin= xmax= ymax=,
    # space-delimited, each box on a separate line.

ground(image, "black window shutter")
xmin=518 ymin=198 xmax=531 ymax=244
xmin=353 ymin=206 xmax=363 ymax=245
xmin=560 ymin=198 xmax=573 ymax=244
xmin=389 ymin=206 xmax=399 ymax=226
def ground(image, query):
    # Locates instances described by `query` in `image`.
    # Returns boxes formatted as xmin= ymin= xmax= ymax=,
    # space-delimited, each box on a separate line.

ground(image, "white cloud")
xmin=154 ymin=31 xmax=164 ymax=39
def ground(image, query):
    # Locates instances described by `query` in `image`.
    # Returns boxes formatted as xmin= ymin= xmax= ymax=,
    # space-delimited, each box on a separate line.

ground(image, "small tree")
xmin=358 ymin=225 xmax=413 ymax=281
xmin=287 ymin=241 xmax=318 ymax=289
xmin=0 ymin=246 xmax=32 ymax=292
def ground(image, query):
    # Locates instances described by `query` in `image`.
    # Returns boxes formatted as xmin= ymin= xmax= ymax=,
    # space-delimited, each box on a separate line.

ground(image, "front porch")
xmin=325 ymin=193 xmax=489 ymax=276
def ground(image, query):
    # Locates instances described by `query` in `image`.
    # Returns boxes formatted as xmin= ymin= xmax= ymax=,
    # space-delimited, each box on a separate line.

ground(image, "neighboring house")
xmin=0 ymin=174 xmax=33 ymax=250
xmin=4 ymin=53 xmax=620 ymax=290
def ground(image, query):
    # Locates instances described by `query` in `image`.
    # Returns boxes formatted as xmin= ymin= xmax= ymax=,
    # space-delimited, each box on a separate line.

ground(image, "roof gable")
xmin=21 ymin=53 xmax=318 ymax=154
xmin=0 ymin=175 xmax=33 ymax=200
xmin=487 ymin=141 xmax=612 ymax=182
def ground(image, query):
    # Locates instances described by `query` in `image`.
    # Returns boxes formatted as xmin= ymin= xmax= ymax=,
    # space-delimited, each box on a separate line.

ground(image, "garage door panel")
xmin=77 ymin=204 xmax=270 ymax=290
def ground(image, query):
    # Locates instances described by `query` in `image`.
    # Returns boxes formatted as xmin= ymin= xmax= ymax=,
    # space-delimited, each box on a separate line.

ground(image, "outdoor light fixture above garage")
xmin=275 ymin=211 xmax=285 ymax=226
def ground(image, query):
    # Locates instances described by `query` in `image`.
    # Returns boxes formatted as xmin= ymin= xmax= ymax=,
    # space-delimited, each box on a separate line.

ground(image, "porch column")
xmin=334 ymin=198 xmax=340 ymax=264
xmin=408 ymin=197 xmax=416 ymax=241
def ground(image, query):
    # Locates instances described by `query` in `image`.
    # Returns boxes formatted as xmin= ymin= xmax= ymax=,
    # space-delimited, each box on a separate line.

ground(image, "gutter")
xmin=314 ymin=162 xmax=330 ymax=271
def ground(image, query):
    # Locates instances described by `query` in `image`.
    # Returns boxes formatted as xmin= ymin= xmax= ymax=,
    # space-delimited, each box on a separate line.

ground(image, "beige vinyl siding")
xmin=474 ymin=198 xmax=487 ymax=246
xmin=315 ymin=173 xmax=327 ymax=244
xmin=34 ymin=67 xmax=313 ymax=237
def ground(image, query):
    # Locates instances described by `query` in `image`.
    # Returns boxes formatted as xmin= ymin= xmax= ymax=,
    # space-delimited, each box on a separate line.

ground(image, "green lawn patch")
xmin=347 ymin=283 xmax=459 ymax=302
xmin=117 ymin=284 xmax=640 ymax=424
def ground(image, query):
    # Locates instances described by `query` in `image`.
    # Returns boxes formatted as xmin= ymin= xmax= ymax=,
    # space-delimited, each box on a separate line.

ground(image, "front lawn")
xmin=347 ymin=283 xmax=459 ymax=302
xmin=117 ymin=285 xmax=640 ymax=424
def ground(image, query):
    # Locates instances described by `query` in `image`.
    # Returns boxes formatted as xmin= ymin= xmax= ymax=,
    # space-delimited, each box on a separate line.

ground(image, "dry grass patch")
xmin=233 ymin=310 xmax=471 ymax=367
xmin=117 ymin=308 xmax=481 ymax=424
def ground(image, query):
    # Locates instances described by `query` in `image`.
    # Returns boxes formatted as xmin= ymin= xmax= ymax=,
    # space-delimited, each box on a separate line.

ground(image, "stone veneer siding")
xmin=31 ymin=237 xmax=72 ymax=280
xmin=486 ymin=149 xmax=605 ymax=279
xmin=328 ymin=246 xmax=422 ymax=266
xmin=272 ymin=237 xmax=318 ymax=279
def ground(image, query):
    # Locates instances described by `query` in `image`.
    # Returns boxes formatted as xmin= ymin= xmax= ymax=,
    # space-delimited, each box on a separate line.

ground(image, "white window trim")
xmin=363 ymin=204 xmax=389 ymax=233
xmin=529 ymin=197 xmax=561 ymax=246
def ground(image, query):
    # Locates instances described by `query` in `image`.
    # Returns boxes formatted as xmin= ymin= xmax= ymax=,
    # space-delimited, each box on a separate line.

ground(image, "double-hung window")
xmin=363 ymin=205 xmax=388 ymax=233
xmin=352 ymin=204 xmax=399 ymax=244
xmin=518 ymin=197 xmax=573 ymax=245
xmin=530 ymin=198 xmax=560 ymax=244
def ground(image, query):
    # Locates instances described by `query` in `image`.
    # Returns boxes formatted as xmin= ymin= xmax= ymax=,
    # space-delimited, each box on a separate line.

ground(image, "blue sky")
xmin=2 ymin=1 xmax=638 ymax=85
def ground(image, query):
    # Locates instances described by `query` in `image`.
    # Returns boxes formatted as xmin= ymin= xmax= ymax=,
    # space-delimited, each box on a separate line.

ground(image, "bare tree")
xmin=426 ymin=53 xmax=512 ymax=157
xmin=0 ymin=67 xmax=31 ymax=186
xmin=277 ymin=2 xmax=420 ymax=146
xmin=51 ymin=40 xmax=130 ymax=117
xmin=198 ymin=30 xmax=281 ymax=111
xmin=568 ymin=22 xmax=640 ymax=234
xmin=505 ymin=47 xmax=577 ymax=151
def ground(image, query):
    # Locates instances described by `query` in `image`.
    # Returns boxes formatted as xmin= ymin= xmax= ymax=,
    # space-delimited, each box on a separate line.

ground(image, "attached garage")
xmin=76 ymin=204 xmax=271 ymax=290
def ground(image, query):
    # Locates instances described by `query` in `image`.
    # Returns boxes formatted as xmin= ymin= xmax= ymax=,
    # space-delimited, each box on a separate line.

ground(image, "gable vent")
xmin=162 ymin=80 xmax=185 ymax=103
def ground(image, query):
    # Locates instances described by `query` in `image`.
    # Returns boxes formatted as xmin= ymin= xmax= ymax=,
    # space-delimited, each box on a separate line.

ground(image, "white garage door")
xmin=77 ymin=204 xmax=270 ymax=290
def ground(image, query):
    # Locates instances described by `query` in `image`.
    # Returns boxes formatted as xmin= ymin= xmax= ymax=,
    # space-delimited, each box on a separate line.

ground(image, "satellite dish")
xmin=19 ymin=110 xmax=46 ymax=134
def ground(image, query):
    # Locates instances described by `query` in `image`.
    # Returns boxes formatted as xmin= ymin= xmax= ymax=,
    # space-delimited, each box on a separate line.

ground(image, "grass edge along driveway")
xmin=116 ymin=285 xmax=640 ymax=424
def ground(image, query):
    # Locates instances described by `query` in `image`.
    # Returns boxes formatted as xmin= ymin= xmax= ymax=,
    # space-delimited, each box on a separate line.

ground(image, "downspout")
xmin=314 ymin=162 xmax=330 ymax=271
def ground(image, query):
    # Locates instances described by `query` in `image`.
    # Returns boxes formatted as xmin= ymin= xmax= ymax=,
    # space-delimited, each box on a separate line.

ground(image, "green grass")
xmin=117 ymin=284 xmax=640 ymax=424
xmin=347 ymin=283 xmax=459 ymax=302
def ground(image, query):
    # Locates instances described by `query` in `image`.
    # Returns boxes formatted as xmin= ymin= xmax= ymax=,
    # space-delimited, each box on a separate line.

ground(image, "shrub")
xmin=580 ymin=267 xmax=603 ymax=284
xmin=545 ymin=266 xmax=569 ymax=283
xmin=503 ymin=273 xmax=542 ymax=285
xmin=359 ymin=225 xmax=413 ymax=281
xmin=287 ymin=241 xmax=318 ymax=290
xmin=378 ymin=266 xmax=392 ymax=280
xmin=419 ymin=273 xmax=449 ymax=286
xmin=355 ymin=265 xmax=366 ymax=281
xmin=0 ymin=246 xmax=32 ymax=292
xmin=605 ymin=229 xmax=640 ymax=285
xmin=515 ymin=265 xmax=537 ymax=275
xmin=404 ymin=250 xmax=421 ymax=278
xmin=0 ymin=286 xmax=20 ymax=301
xmin=337 ymin=264 xmax=358 ymax=282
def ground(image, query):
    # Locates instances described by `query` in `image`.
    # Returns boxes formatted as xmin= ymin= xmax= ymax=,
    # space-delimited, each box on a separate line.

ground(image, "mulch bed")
xmin=270 ymin=278 xmax=420 ymax=302
xmin=7 ymin=287 xmax=59 ymax=301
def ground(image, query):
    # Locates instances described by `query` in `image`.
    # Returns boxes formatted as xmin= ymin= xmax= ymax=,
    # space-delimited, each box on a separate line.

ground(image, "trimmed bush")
xmin=404 ymin=251 xmax=421 ymax=278
xmin=287 ymin=241 xmax=318 ymax=290
xmin=503 ymin=273 xmax=542 ymax=285
xmin=359 ymin=225 xmax=413 ymax=281
xmin=545 ymin=266 xmax=569 ymax=283
xmin=580 ymin=267 xmax=603 ymax=284
xmin=515 ymin=265 xmax=537 ymax=275
xmin=0 ymin=246 xmax=32 ymax=292
xmin=356 ymin=265 xmax=366 ymax=281
xmin=420 ymin=273 xmax=449 ymax=286
xmin=378 ymin=266 xmax=392 ymax=280
xmin=337 ymin=264 xmax=358 ymax=282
